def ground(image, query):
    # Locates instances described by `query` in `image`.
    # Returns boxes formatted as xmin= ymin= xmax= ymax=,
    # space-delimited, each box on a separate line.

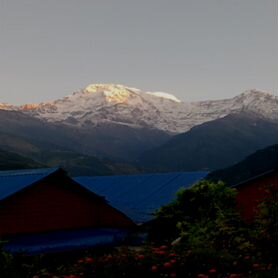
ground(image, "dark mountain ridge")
xmin=206 ymin=144 xmax=278 ymax=185
xmin=0 ymin=109 xmax=170 ymax=162
xmin=139 ymin=112 xmax=278 ymax=172
xmin=0 ymin=149 xmax=43 ymax=171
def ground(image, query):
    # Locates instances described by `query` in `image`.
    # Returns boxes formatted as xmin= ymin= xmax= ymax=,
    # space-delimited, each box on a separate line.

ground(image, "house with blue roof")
xmin=0 ymin=168 xmax=135 ymax=254
xmin=0 ymin=168 xmax=207 ymax=254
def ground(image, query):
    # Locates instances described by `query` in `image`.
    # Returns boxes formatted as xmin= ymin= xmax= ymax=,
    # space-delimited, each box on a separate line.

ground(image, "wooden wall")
xmin=0 ymin=174 xmax=134 ymax=237
xmin=236 ymin=171 xmax=278 ymax=222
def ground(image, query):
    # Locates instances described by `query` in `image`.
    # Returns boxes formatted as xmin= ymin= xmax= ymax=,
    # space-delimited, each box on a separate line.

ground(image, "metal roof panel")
xmin=0 ymin=168 xmax=60 ymax=201
xmin=75 ymin=172 xmax=208 ymax=223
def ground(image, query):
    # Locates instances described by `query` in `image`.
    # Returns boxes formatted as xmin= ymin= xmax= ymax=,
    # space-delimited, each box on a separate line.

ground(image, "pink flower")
xmin=85 ymin=257 xmax=94 ymax=264
xmin=137 ymin=254 xmax=145 ymax=261
xmin=151 ymin=265 xmax=158 ymax=272
xmin=159 ymin=245 xmax=168 ymax=250
xmin=164 ymin=262 xmax=172 ymax=269
xmin=197 ymin=274 xmax=209 ymax=278
xmin=77 ymin=259 xmax=84 ymax=264
xmin=170 ymin=259 xmax=177 ymax=264
xmin=252 ymin=263 xmax=260 ymax=270
xmin=154 ymin=250 xmax=167 ymax=256
xmin=105 ymin=255 xmax=113 ymax=262
xmin=208 ymin=268 xmax=217 ymax=274
xmin=169 ymin=253 xmax=177 ymax=258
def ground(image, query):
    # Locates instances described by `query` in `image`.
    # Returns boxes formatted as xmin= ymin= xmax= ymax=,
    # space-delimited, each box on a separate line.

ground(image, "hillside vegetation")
xmin=0 ymin=149 xmax=43 ymax=170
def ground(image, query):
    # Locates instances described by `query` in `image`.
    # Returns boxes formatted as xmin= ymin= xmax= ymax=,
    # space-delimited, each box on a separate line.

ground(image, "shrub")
xmin=151 ymin=180 xmax=253 ymax=253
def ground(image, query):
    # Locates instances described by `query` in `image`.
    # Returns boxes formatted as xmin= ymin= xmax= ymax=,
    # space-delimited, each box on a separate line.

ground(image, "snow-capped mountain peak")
xmin=83 ymin=84 xmax=138 ymax=103
xmin=1 ymin=84 xmax=277 ymax=134
xmin=84 ymin=84 xmax=181 ymax=103
xmin=85 ymin=83 xmax=132 ymax=93
xmin=20 ymin=104 xmax=40 ymax=111
xmin=235 ymin=89 xmax=273 ymax=101
xmin=0 ymin=103 xmax=15 ymax=110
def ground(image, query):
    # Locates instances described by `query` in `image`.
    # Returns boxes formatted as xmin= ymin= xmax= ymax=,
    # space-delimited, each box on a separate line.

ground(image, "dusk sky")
xmin=0 ymin=0 xmax=277 ymax=104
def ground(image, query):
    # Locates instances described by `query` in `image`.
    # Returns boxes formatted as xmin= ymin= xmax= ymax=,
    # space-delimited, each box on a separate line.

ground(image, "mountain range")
xmin=0 ymin=84 xmax=277 ymax=175
xmin=1 ymin=85 xmax=277 ymax=134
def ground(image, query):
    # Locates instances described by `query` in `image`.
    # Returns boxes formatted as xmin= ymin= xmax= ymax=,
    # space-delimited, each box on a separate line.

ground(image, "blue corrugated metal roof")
xmin=0 ymin=168 xmax=60 ymax=201
xmin=75 ymin=172 xmax=208 ymax=223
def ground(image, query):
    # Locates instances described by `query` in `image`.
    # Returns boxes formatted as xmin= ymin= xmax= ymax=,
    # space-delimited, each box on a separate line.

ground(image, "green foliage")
xmin=0 ymin=243 xmax=17 ymax=278
xmin=256 ymin=186 xmax=278 ymax=238
xmin=0 ymin=149 xmax=43 ymax=170
xmin=152 ymin=180 xmax=255 ymax=254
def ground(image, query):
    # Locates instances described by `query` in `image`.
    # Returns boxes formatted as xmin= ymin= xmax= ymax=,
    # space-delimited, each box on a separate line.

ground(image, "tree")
xmin=151 ymin=180 xmax=254 ymax=253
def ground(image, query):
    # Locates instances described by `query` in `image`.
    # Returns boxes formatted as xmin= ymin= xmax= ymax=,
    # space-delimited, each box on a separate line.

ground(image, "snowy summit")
xmin=1 ymin=84 xmax=277 ymax=134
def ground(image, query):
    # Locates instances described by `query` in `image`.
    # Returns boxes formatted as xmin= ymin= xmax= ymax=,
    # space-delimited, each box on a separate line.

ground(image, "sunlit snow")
xmin=2 ymin=84 xmax=276 ymax=134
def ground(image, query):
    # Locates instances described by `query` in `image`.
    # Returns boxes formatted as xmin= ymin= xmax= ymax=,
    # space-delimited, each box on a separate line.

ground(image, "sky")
xmin=0 ymin=0 xmax=277 ymax=104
